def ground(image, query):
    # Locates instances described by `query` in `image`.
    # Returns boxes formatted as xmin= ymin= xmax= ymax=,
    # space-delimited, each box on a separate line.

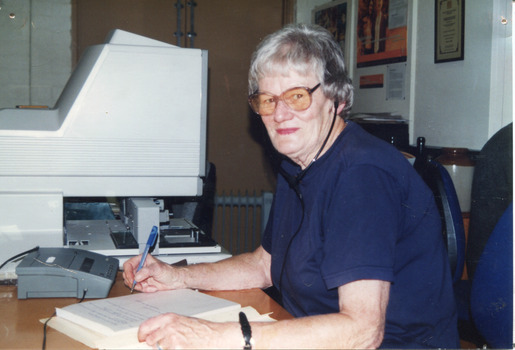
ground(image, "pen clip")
xmin=147 ymin=225 xmax=158 ymax=249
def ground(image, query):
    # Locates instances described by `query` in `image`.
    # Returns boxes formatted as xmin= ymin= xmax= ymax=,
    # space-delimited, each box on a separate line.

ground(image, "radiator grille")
xmin=212 ymin=191 xmax=273 ymax=255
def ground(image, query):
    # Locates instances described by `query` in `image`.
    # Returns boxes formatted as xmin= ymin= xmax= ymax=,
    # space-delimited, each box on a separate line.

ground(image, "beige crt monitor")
xmin=0 ymin=30 xmax=208 ymax=268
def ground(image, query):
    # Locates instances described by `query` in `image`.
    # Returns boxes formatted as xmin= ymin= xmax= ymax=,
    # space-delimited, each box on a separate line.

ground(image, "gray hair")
xmin=248 ymin=24 xmax=353 ymax=115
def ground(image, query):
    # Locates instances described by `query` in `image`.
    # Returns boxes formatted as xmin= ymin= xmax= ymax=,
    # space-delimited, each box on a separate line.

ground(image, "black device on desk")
xmin=355 ymin=120 xmax=409 ymax=150
xmin=16 ymin=247 xmax=118 ymax=299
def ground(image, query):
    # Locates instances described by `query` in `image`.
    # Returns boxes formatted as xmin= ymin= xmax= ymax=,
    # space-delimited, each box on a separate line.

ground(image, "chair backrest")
xmin=418 ymin=160 xmax=466 ymax=284
xmin=470 ymin=203 xmax=513 ymax=349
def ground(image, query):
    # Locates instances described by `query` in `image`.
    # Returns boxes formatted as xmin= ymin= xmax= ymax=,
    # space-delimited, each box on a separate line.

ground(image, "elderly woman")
xmin=123 ymin=24 xmax=459 ymax=349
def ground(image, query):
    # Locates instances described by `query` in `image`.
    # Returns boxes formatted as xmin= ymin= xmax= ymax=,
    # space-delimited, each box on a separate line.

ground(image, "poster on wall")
xmin=312 ymin=0 xmax=352 ymax=67
xmin=356 ymin=0 xmax=408 ymax=67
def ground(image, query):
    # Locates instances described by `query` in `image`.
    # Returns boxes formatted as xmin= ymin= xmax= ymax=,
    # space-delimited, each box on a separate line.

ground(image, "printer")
xmin=0 ymin=30 xmax=229 ymax=275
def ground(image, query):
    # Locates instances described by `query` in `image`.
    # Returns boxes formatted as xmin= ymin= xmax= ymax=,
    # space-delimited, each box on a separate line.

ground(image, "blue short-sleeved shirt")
xmin=261 ymin=122 xmax=459 ymax=348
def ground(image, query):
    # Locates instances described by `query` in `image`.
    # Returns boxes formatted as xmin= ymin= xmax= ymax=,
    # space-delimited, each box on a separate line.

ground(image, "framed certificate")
xmin=435 ymin=0 xmax=465 ymax=63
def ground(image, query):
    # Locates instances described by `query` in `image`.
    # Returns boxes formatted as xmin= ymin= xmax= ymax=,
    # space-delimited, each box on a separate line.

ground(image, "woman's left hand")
xmin=138 ymin=313 xmax=239 ymax=349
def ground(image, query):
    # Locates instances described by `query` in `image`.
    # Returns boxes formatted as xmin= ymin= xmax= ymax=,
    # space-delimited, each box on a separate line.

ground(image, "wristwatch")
xmin=239 ymin=311 xmax=253 ymax=349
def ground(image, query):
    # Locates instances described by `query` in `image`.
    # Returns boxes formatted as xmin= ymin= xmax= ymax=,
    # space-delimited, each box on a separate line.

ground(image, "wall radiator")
xmin=212 ymin=191 xmax=273 ymax=255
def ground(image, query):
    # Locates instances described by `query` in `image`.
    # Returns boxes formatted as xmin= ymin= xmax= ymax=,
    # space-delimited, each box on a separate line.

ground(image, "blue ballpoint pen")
xmin=131 ymin=225 xmax=159 ymax=293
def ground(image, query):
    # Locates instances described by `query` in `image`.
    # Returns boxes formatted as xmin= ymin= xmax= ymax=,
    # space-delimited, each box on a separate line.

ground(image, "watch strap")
xmin=239 ymin=311 xmax=252 ymax=349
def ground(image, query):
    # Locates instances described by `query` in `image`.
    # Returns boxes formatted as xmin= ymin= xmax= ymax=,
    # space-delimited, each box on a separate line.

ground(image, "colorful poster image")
xmin=357 ymin=0 xmax=408 ymax=68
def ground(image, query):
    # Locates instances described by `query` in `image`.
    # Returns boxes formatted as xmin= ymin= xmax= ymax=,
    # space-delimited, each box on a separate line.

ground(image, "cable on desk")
xmin=0 ymin=246 xmax=40 ymax=270
xmin=42 ymin=288 xmax=88 ymax=350
xmin=42 ymin=311 xmax=56 ymax=350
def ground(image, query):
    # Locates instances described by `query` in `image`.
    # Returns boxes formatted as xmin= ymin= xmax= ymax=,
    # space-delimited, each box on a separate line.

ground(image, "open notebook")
xmin=43 ymin=289 xmax=274 ymax=349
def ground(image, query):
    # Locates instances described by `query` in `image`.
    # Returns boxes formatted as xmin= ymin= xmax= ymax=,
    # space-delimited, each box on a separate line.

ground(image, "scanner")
xmin=0 ymin=29 xmax=233 ymax=275
xmin=16 ymin=248 xmax=118 ymax=299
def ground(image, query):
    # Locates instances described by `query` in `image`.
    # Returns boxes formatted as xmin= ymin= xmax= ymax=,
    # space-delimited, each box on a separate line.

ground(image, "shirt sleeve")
xmin=321 ymin=164 xmax=403 ymax=289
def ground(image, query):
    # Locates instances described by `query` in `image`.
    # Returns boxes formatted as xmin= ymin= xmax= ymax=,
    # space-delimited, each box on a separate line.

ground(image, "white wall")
xmin=295 ymin=0 xmax=513 ymax=150
xmin=0 ymin=0 xmax=72 ymax=109
xmin=413 ymin=0 xmax=512 ymax=150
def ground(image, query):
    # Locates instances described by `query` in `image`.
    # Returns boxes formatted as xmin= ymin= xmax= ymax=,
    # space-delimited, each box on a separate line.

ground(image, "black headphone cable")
xmin=277 ymin=103 xmax=339 ymax=296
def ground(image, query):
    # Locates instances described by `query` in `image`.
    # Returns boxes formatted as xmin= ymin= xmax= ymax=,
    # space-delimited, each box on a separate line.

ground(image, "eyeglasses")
xmin=248 ymin=83 xmax=321 ymax=116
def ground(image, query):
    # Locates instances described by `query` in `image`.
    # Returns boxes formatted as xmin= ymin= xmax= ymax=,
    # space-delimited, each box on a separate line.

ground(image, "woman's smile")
xmin=276 ymin=127 xmax=299 ymax=135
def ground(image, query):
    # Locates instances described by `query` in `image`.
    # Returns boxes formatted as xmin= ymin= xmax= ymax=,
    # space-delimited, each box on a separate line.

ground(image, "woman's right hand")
xmin=122 ymin=254 xmax=186 ymax=292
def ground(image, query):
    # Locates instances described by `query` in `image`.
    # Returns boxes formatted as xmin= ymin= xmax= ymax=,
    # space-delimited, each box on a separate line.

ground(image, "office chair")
xmin=467 ymin=123 xmax=512 ymax=280
xmin=415 ymin=157 xmax=481 ymax=345
xmin=469 ymin=203 xmax=513 ymax=349
xmin=418 ymin=159 xmax=466 ymax=284
xmin=455 ymin=124 xmax=513 ymax=346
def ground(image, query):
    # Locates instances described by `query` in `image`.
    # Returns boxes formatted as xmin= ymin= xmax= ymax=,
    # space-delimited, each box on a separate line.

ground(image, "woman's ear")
xmin=336 ymin=102 xmax=346 ymax=115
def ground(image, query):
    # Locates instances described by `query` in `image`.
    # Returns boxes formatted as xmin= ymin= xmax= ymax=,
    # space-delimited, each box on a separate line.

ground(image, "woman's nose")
xmin=273 ymin=100 xmax=294 ymax=122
